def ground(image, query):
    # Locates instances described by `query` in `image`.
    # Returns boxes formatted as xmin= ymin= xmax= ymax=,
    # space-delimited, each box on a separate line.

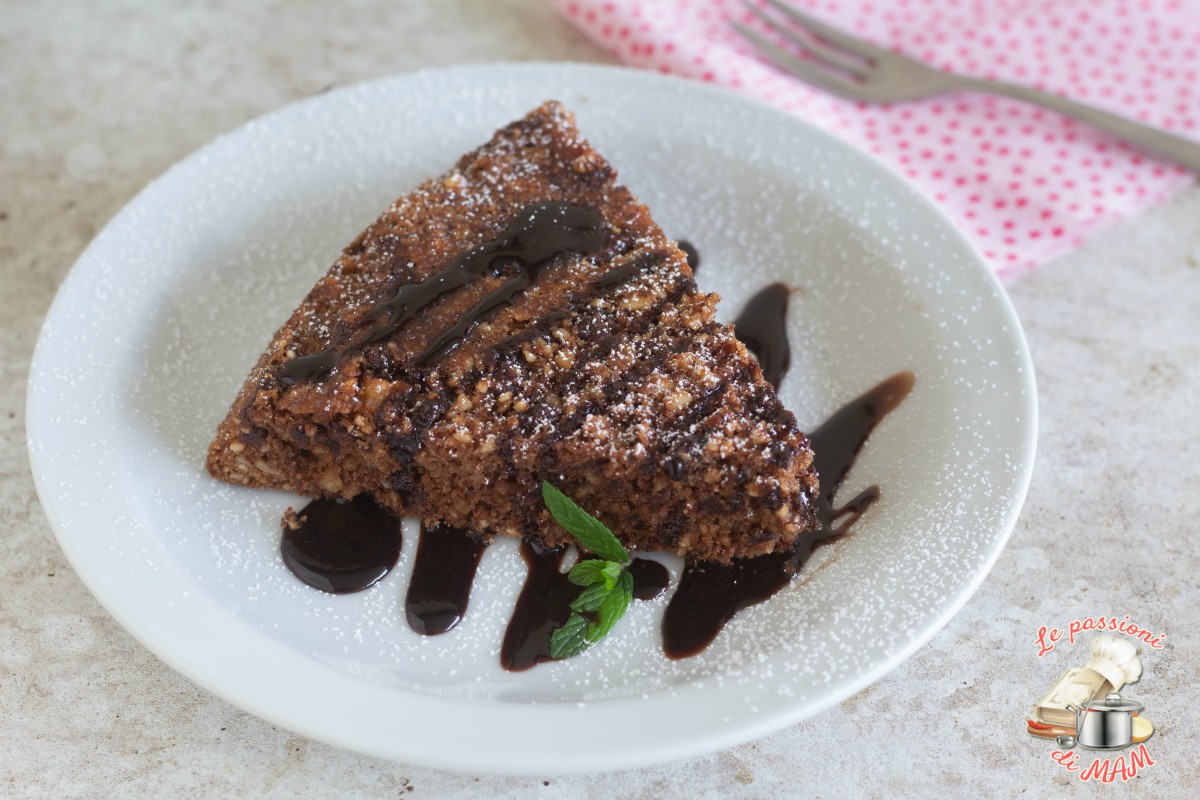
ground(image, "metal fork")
xmin=732 ymin=0 xmax=1200 ymax=173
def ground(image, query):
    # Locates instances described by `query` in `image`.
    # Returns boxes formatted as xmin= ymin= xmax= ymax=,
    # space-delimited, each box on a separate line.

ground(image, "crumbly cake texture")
xmin=206 ymin=101 xmax=820 ymax=563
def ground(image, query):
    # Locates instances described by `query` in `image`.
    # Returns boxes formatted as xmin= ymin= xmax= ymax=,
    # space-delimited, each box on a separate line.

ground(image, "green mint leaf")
xmin=541 ymin=481 xmax=629 ymax=564
xmin=543 ymin=483 xmax=639 ymax=661
xmin=586 ymin=569 xmax=633 ymax=643
xmin=570 ymin=582 xmax=611 ymax=614
xmin=599 ymin=560 xmax=623 ymax=590
xmin=567 ymin=559 xmax=610 ymax=587
xmin=549 ymin=613 xmax=590 ymax=659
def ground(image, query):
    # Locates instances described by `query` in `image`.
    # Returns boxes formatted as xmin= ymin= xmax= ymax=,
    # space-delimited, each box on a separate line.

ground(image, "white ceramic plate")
xmin=27 ymin=63 xmax=1035 ymax=773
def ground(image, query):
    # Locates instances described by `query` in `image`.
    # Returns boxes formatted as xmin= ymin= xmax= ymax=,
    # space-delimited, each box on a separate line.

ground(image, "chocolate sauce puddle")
xmin=629 ymin=557 xmax=671 ymax=601
xmin=280 ymin=202 xmax=607 ymax=383
xmin=404 ymin=523 xmax=488 ymax=635
xmin=661 ymin=371 xmax=915 ymax=659
xmin=501 ymin=543 xmax=670 ymax=671
xmin=734 ymin=282 xmax=791 ymax=390
xmin=280 ymin=495 xmax=403 ymax=594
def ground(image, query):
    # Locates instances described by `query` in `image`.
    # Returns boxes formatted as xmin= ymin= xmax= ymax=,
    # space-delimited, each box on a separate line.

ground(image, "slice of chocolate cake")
xmin=206 ymin=101 xmax=819 ymax=563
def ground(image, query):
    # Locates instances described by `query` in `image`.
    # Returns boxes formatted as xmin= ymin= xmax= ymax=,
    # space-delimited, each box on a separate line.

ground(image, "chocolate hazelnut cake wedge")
xmin=206 ymin=101 xmax=819 ymax=564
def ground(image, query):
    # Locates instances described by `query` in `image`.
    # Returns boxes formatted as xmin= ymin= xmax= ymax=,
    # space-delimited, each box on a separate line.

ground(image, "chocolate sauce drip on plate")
xmin=279 ymin=202 xmax=607 ymax=383
xmin=500 ymin=544 xmax=671 ymax=671
xmin=678 ymin=240 xmax=700 ymax=272
xmin=661 ymin=372 xmax=915 ymax=659
xmin=280 ymin=495 xmax=403 ymax=594
xmin=274 ymin=248 xmax=913 ymax=664
xmin=499 ymin=543 xmax=577 ymax=672
xmin=405 ymin=523 xmax=488 ymax=635
xmin=733 ymin=282 xmax=791 ymax=389
xmin=628 ymin=558 xmax=671 ymax=601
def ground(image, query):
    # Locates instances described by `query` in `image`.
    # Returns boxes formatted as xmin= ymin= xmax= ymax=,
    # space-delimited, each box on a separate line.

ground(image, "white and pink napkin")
xmin=554 ymin=0 xmax=1199 ymax=280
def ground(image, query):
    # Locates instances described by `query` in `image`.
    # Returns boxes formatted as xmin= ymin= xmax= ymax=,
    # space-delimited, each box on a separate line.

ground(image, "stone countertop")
xmin=3 ymin=2 xmax=1197 ymax=797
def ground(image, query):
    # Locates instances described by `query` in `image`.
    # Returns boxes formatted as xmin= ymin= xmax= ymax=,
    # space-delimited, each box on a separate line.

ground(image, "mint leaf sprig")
xmin=541 ymin=481 xmax=634 ymax=660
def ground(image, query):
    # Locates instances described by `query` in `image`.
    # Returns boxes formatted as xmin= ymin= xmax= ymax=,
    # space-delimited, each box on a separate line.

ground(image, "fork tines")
xmin=732 ymin=0 xmax=887 ymax=101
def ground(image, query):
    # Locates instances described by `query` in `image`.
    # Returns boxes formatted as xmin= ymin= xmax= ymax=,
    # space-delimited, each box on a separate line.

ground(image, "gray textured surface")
xmin=3 ymin=1 xmax=1197 ymax=797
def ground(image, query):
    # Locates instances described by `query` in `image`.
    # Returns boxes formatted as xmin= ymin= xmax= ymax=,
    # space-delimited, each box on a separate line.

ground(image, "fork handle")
xmin=952 ymin=75 xmax=1200 ymax=173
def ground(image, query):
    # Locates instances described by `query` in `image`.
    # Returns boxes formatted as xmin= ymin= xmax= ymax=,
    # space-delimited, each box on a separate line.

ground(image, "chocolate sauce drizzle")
xmin=280 ymin=495 xmax=403 ymax=594
xmin=279 ymin=202 xmax=607 ymax=384
xmin=501 ymin=543 xmax=670 ymax=672
xmin=660 ymin=371 xmax=915 ymax=658
xmin=274 ymin=227 xmax=914 ymax=666
xmin=733 ymin=282 xmax=791 ymax=390
xmin=404 ymin=523 xmax=488 ymax=635
xmin=499 ymin=543 xmax=575 ymax=671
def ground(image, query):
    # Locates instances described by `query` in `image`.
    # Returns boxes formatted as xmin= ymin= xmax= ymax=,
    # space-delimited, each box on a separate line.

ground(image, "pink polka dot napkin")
xmin=554 ymin=0 xmax=1199 ymax=280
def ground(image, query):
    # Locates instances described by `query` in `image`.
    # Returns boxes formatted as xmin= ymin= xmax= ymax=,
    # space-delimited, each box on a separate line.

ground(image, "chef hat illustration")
xmin=1085 ymin=634 xmax=1142 ymax=691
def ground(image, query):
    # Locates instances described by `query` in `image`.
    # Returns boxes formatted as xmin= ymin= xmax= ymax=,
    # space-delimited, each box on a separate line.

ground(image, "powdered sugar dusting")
xmin=27 ymin=64 xmax=1034 ymax=765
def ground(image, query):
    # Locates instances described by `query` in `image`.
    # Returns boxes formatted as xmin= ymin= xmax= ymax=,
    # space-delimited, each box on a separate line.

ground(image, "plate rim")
xmin=26 ymin=60 xmax=1037 ymax=774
